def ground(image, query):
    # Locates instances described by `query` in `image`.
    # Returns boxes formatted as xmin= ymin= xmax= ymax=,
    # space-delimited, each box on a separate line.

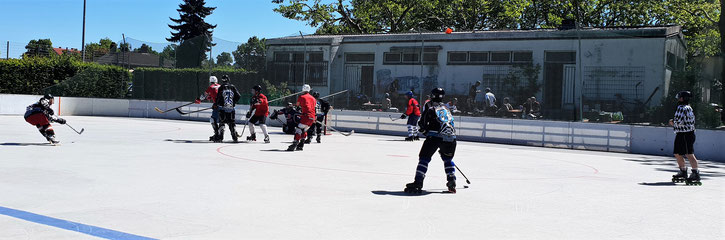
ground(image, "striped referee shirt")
xmin=673 ymin=104 xmax=695 ymax=133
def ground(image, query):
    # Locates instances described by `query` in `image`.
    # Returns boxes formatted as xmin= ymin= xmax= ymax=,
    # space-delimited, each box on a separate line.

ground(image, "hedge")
xmin=0 ymin=56 xmax=130 ymax=98
xmin=131 ymin=68 xmax=263 ymax=102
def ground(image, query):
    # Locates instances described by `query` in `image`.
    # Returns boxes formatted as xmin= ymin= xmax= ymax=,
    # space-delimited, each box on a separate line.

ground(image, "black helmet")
xmin=485 ymin=88 xmax=491 ymax=93
xmin=252 ymin=85 xmax=262 ymax=92
xmin=676 ymin=91 xmax=692 ymax=99
xmin=430 ymin=88 xmax=445 ymax=102
xmin=42 ymin=94 xmax=54 ymax=100
xmin=221 ymin=75 xmax=230 ymax=82
xmin=311 ymin=91 xmax=320 ymax=99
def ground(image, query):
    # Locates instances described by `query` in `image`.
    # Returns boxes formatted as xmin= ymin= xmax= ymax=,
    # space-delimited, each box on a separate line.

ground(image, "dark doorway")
xmin=544 ymin=52 xmax=576 ymax=110
xmin=361 ymin=66 xmax=374 ymax=97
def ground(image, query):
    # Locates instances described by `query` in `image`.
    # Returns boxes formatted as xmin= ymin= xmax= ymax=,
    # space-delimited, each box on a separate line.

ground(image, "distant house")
xmin=52 ymin=47 xmax=81 ymax=56
xmin=266 ymin=25 xmax=687 ymax=118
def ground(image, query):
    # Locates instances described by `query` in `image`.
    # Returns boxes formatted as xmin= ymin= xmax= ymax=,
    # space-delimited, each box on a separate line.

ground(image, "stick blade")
xmin=78 ymin=128 xmax=84 ymax=135
xmin=175 ymin=108 xmax=186 ymax=115
xmin=154 ymin=107 xmax=165 ymax=113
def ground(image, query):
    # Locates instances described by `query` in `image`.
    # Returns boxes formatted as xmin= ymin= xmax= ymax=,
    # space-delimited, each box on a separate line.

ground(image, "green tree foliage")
xmin=216 ymin=52 xmax=233 ymax=67
xmin=167 ymin=0 xmax=217 ymax=68
xmin=134 ymin=43 xmax=159 ymax=55
xmin=85 ymin=38 xmax=118 ymax=61
xmin=272 ymin=0 xmax=720 ymax=56
xmin=503 ymin=62 xmax=542 ymax=105
xmin=24 ymin=39 xmax=54 ymax=57
xmin=232 ymin=36 xmax=267 ymax=72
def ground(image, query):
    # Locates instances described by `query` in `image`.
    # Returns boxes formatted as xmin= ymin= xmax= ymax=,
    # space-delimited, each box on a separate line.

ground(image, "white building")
xmin=266 ymin=26 xmax=686 ymax=118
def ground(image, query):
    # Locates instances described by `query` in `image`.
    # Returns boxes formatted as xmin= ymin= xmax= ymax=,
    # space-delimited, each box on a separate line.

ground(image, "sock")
xmin=260 ymin=124 xmax=269 ymax=137
xmin=248 ymin=122 xmax=255 ymax=135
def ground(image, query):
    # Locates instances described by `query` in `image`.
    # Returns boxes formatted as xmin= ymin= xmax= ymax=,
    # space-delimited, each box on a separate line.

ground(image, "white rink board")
xmin=0 ymin=116 xmax=723 ymax=240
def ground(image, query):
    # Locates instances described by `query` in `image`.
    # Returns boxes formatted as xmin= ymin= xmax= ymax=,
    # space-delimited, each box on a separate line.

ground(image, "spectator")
xmin=497 ymin=97 xmax=515 ymax=118
xmin=467 ymin=81 xmax=481 ymax=111
xmin=484 ymin=88 xmax=497 ymax=116
xmin=382 ymin=93 xmax=393 ymax=112
xmin=446 ymin=98 xmax=460 ymax=113
xmin=524 ymin=97 xmax=542 ymax=119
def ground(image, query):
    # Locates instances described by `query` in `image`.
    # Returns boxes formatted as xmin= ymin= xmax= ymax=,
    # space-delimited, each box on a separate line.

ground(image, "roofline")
xmin=267 ymin=26 xmax=683 ymax=46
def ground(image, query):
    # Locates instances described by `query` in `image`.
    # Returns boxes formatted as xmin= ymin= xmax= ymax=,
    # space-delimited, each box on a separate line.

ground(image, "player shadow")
xmin=623 ymin=156 xmax=725 ymax=179
xmin=380 ymin=139 xmax=411 ymax=142
xmin=260 ymin=149 xmax=294 ymax=152
xmin=637 ymin=182 xmax=680 ymax=187
xmin=0 ymin=142 xmax=53 ymax=146
xmin=371 ymin=189 xmax=456 ymax=196
xmin=164 ymin=139 xmax=216 ymax=144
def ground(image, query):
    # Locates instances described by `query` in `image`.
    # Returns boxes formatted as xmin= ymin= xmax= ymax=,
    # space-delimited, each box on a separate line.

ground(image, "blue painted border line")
xmin=0 ymin=206 xmax=158 ymax=240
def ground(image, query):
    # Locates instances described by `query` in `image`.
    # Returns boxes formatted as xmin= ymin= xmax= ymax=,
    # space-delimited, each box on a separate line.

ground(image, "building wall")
xmin=269 ymin=36 xmax=673 ymax=108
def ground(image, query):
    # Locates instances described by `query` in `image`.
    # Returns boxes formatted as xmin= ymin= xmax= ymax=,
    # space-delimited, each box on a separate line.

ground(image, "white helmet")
xmin=302 ymin=84 xmax=311 ymax=92
xmin=209 ymin=76 xmax=218 ymax=83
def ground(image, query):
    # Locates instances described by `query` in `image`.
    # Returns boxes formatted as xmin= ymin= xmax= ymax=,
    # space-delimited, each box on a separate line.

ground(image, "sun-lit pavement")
xmin=0 ymin=116 xmax=723 ymax=240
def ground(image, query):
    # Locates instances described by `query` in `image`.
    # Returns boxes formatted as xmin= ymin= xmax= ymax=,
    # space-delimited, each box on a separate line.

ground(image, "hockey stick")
xmin=65 ymin=123 xmax=84 ymax=135
xmin=236 ymin=109 xmax=256 ymax=138
xmin=454 ymin=165 xmax=471 ymax=184
xmin=177 ymin=107 xmax=213 ymax=115
xmin=155 ymin=102 xmax=195 ymax=114
xmin=319 ymin=90 xmax=349 ymax=100
xmin=388 ymin=114 xmax=402 ymax=121
xmin=316 ymin=120 xmax=354 ymax=136
xmin=268 ymin=91 xmax=305 ymax=104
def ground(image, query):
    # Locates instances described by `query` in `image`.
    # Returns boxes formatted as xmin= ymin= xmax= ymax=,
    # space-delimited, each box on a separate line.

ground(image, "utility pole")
xmin=574 ymin=0 xmax=584 ymax=122
xmin=6 ymin=41 xmax=9 ymax=59
xmin=420 ymin=29 xmax=425 ymax=101
xmin=81 ymin=0 xmax=87 ymax=62
xmin=300 ymin=31 xmax=307 ymax=90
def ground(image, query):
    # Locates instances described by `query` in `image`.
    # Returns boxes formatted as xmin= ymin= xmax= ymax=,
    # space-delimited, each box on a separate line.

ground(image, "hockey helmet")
xmin=311 ymin=91 xmax=320 ymax=99
xmin=209 ymin=76 xmax=218 ymax=83
xmin=252 ymin=85 xmax=262 ymax=92
xmin=405 ymin=91 xmax=414 ymax=97
xmin=302 ymin=84 xmax=311 ymax=92
xmin=430 ymin=88 xmax=445 ymax=102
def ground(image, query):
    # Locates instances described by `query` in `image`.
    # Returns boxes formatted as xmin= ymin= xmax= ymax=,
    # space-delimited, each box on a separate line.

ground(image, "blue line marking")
xmin=0 ymin=206 xmax=158 ymax=240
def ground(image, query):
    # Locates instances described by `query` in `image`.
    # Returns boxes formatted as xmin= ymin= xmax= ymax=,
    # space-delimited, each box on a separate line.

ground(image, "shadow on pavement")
xmin=0 ymin=142 xmax=52 ymax=146
xmin=624 ymin=156 xmax=725 ymax=180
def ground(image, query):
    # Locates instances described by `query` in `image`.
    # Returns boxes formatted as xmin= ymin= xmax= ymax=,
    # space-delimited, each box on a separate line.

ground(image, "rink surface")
xmin=0 ymin=116 xmax=723 ymax=240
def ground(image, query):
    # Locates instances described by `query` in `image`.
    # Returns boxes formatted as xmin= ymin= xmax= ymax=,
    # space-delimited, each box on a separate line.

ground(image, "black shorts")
xmin=249 ymin=115 xmax=266 ymax=125
xmin=673 ymin=131 xmax=696 ymax=155
xmin=219 ymin=111 xmax=236 ymax=124
xmin=419 ymin=137 xmax=457 ymax=159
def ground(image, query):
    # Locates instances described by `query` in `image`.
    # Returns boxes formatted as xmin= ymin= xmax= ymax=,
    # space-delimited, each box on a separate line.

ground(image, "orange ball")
xmin=445 ymin=28 xmax=453 ymax=34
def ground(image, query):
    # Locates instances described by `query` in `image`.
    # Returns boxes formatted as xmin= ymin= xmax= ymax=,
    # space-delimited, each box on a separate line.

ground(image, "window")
xmin=423 ymin=52 xmax=438 ymax=63
xmin=545 ymin=52 xmax=576 ymax=62
xmin=448 ymin=52 xmax=467 ymax=63
xmin=666 ymin=52 xmax=677 ymax=70
xmin=346 ymin=53 xmax=375 ymax=63
xmin=274 ymin=52 xmax=290 ymax=62
xmin=490 ymin=52 xmax=511 ymax=62
xmin=402 ymin=53 xmax=420 ymax=63
xmin=293 ymin=53 xmax=305 ymax=62
xmin=469 ymin=52 xmax=489 ymax=63
xmin=513 ymin=51 xmax=533 ymax=62
xmin=384 ymin=52 xmax=401 ymax=63
xmin=308 ymin=52 xmax=324 ymax=62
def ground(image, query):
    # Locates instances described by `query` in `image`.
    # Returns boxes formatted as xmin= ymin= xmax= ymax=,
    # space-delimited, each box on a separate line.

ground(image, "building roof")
xmin=52 ymin=47 xmax=81 ymax=55
xmin=267 ymin=26 xmax=683 ymax=46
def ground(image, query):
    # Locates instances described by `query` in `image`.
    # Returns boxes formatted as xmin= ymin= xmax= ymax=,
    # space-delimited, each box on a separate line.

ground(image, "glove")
xmin=400 ymin=114 xmax=407 ymax=119
xmin=56 ymin=118 xmax=66 ymax=124
xmin=194 ymin=98 xmax=201 ymax=104
xmin=246 ymin=111 xmax=252 ymax=118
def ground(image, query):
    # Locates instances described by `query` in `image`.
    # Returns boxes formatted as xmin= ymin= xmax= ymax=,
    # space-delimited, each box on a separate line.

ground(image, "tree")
xmin=119 ymin=42 xmax=131 ymax=52
xmin=84 ymin=38 xmax=118 ymax=61
xmin=134 ymin=44 xmax=158 ymax=55
xmin=232 ymin=36 xmax=267 ymax=72
xmin=167 ymin=0 xmax=217 ymax=68
xmin=24 ymin=39 xmax=53 ymax=57
xmin=216 ymin=52 xmax=233 ymax=67
xmin=160 ymin=44 xmax=177 ymax=60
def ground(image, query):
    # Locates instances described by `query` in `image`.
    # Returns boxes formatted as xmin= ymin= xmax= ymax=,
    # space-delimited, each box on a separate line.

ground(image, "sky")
xmin=0 ymin=0 xmax=316 ymax=55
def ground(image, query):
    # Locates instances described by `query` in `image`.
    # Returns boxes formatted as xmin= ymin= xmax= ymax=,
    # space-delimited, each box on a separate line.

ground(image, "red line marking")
xmin=387 ymin=155 xmax=410 ymax=158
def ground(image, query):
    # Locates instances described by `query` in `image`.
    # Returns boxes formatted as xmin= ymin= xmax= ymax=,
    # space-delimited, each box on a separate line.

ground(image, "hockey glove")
xmin=194 ymin=98 xmax=201 ymax=104
xmin=246 ymin=111 xmax=252 ymax=118
xmin=400 ymin=114 xmax=407 ymax=119
xmin=56 ymin=118 xmax=66 ymax=124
